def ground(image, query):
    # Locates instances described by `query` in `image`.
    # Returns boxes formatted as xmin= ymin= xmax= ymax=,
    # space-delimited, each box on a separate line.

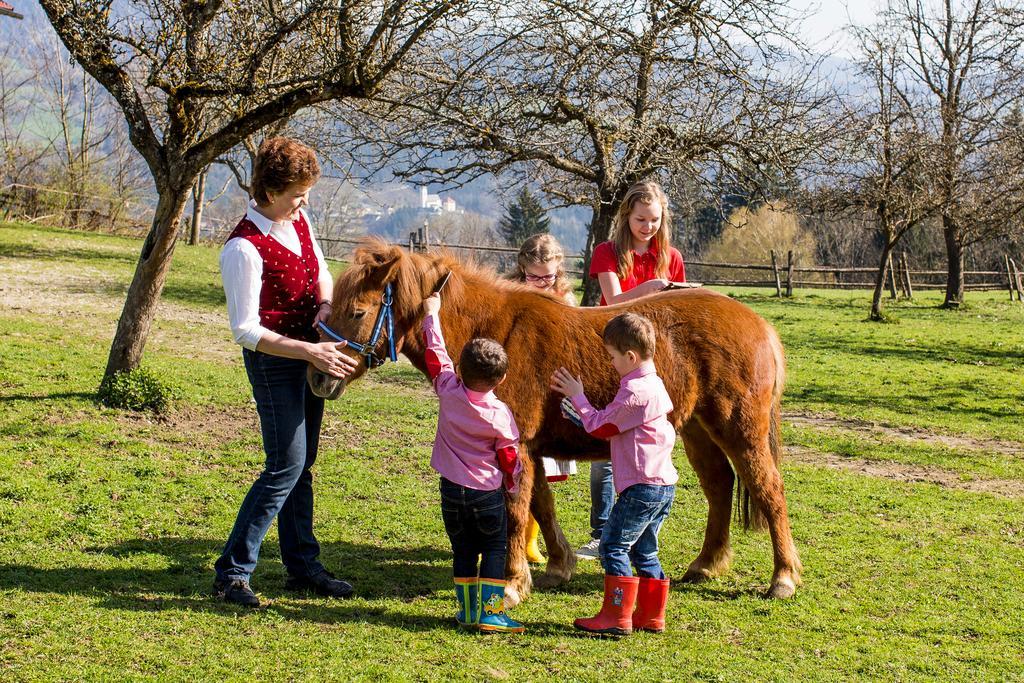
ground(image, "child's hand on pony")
xmin=423 ymin=292 xmax=441 ymax=316
xmin=550 ymin=367 xmax=584 ymax=397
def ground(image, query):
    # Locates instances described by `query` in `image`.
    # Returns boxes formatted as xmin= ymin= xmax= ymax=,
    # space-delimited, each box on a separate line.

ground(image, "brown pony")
xmin=309 ymin=240 xmax=801 ymax=606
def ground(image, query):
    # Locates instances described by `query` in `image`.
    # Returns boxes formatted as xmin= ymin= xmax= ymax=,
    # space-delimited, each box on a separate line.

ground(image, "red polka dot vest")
xmin=226 ymin=212 xmax=320 ymax=342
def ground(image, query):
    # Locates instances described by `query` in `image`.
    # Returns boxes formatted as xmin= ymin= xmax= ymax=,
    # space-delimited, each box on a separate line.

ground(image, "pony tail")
xmin=737 ymin=327 xmax=786 ymax=531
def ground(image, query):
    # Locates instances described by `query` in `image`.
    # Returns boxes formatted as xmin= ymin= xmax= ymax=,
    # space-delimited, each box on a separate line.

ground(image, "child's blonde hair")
xmin=610 ymin=181 xmax=672 ymax=280
xmin=510 ymin=233 xmax=573 ymax=297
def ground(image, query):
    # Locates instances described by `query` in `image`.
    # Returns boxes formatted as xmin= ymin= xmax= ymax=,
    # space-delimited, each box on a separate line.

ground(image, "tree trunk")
xmin=102 ymin=179 xmax=194 ymax=382
xmin=189 ymin=168 xmax=208 ymax=246
xmin=942 ymin=215 xmax=965 ymax=308
xmin=870 ymin=242 xmax=893 ymax=321
xmin=580 ymin=199 xmax=616 ymax=306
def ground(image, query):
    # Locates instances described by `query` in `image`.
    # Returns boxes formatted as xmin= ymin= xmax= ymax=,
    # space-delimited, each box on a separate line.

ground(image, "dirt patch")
xmin=785 ymin=411 xmax=1024 ymax=458
xmin=0 ymin=258 xmax=236 ymax=363
xmin=0 ymin=259 xmax=224 ymax=326
xmin=117 ymin=403 xmax=261 ymax=448
xmin=785 ymin=444 xmax=1024 ymax=498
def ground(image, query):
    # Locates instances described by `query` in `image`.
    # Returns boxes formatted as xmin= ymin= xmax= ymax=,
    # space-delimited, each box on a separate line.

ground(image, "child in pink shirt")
xmin=422 ymin=292 xmax=525 ymax=634
xmin=551 ymin=312 xmax=677 ymax=636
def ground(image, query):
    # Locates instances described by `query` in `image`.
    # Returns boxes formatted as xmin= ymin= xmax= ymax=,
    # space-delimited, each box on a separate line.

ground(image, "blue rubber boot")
xmin=477 ymin=579 xmax=525 ymax=634
xmin=454 ymin=577 xmax=478 ymax=628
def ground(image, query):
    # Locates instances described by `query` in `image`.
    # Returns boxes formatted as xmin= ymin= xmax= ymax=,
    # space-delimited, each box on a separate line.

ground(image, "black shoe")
xmin=286 ymin=570 xmax=354 ymax=598
xmin=213 ymin=578 xmax=260 ymax=608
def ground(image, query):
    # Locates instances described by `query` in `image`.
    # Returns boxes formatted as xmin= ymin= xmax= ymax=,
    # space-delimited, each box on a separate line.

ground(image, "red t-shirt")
xmin=588 ymin=240 xmax=686 ymax=305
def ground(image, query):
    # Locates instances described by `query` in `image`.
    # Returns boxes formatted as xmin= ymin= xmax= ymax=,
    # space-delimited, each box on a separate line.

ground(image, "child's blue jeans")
xmin=439 ymin=477 xmax=507 ymax=580
xmin=599 ymin=483 xmax=675 ymax=578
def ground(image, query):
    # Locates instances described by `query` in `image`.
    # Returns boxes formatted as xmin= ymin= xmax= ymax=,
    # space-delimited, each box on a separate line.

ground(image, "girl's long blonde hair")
xmin=610 ymin=181 xmax=672 ymax=280
xmin=510 ymin=233 xmax=573 ymax=297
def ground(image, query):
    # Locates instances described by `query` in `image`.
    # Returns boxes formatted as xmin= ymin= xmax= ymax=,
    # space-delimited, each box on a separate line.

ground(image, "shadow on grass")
xmin=67 ymin=278 xmax=226 ymax=310
xmin=0 ymin=242 xmax=136 ymax=266
xmin=790 ymin=384 xmax=1020 ymax=421
xmin=0 ymin=391 xmax=97 ymax=403
xmin=790 ymin=333 xmax=1024 ymax=367
xmin=0 ymin=536 xmax=571 ymax=632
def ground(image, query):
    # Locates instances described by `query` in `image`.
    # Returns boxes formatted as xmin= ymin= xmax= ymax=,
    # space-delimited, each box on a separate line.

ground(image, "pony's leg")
xmin=503 ymin=447 xmax=534 ymax=608
xmin=530 ymin=468 xmax=576 ymax=589
xmin=721 ymin=434 xmax=801 ymax=599
xmin=680 ymin=421 xmax=735 ymax=583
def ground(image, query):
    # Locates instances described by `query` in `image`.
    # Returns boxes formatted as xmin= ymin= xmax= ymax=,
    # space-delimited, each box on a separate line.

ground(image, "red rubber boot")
xmin=632 ymin=577 xmax=670 ymax=632
xmin=574 ymin=575 xmax=639 ymax=636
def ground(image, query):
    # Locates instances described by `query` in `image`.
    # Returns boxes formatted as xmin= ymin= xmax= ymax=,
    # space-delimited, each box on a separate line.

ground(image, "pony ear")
xmin=355 ymin=245 xmax=404 ymax=287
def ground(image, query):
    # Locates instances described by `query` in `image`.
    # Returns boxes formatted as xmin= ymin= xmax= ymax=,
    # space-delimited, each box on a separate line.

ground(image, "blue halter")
xmin=317 ymin=282 xmax=398 ymax=369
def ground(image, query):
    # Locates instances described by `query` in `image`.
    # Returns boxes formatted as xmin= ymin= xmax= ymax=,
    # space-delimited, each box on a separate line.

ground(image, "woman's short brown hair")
xmin=251 ymin=137 xmax=321 ymax=205
xmin=603 ymin=313 xmax=656 ymax=359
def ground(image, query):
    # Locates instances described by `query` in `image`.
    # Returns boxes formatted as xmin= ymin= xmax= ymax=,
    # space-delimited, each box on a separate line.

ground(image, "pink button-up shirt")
xmin=423 ymin=314 xmax=521 ymax=492
xmin=570 ymin=363 xmax=678 ymax=494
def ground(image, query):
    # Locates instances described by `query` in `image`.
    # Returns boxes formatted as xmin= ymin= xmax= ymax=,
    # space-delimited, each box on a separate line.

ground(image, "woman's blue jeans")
xmin=589 ymin=460 xmax=615 ymax=539
xmin=599 ymin=483 xmax=675 ymax=578
xmin=214 ymin=350 xmax=326 ymax=582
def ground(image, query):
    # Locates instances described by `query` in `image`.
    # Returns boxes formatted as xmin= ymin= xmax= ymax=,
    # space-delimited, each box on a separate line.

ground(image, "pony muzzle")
xmin=307 ymin=366 xmax=347 ymax=400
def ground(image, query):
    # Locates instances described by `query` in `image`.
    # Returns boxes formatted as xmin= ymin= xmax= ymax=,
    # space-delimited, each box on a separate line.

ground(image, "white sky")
xmin=789 ymin=0 xmax=884 ymax=55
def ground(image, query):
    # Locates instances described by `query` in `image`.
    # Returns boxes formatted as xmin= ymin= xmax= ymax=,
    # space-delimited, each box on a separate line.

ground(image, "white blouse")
xmin=220 ymin=203 xmax=332 ymax=350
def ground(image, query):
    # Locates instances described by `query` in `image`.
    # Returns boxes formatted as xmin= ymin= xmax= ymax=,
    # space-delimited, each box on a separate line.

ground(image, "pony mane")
xmin=340 ymin=237 xmax=564 ymax=323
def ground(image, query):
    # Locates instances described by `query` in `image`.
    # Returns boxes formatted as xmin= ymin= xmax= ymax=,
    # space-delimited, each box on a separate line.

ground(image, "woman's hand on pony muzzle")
xmin=308 ymin=340 xmax=358 ymax=378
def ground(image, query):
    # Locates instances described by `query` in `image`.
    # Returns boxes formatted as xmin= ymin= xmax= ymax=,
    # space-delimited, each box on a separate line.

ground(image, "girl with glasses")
xmin=507 ymin=232 xmax=578 ymax=563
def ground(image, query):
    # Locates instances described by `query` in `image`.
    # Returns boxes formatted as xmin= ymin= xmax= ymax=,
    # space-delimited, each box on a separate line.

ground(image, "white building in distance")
xmin=420 ymin=186 xmax=457 ymax=213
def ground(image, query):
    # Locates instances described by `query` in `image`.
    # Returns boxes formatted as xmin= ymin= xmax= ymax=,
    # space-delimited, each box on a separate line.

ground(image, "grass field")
xmin=1 ymin=222 xmax=1023 ymax=681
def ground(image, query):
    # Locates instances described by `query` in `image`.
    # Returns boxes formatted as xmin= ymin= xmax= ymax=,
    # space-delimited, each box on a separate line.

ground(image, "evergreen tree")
xmin=498 ymin=188 xmax=550 ymax=246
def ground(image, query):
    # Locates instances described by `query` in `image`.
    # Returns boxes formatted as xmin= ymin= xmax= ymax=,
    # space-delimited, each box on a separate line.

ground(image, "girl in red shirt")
xmin=576 ymin=180 xmax=690 ymax=561
xmin=589 ymin=181 xmax=688 ymax=306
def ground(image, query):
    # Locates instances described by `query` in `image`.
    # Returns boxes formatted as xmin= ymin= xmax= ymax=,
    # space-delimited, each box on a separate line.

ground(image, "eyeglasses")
xmin=525 ymin=273 xmax=558 ymax=284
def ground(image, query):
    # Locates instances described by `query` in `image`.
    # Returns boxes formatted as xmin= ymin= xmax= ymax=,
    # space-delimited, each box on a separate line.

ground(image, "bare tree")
xmin=335 ymin=0 xmax=831 ymax=303
xmin=188 ymin=165 xmax=232 ymax=245
xmin=38 ymin=0 xmax=479 ymax=383
xmin=815 ymin=22 xmax=936 ymax=320
xmin=889 ymin=0 xmax=1024 ymax=308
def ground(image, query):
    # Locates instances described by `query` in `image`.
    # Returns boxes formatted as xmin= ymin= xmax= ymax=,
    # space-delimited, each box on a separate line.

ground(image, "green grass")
xmin=2 ymin=221 xmax=1024 ymax=681
xmin=728 ymin=288 xmax=1024 ymax=443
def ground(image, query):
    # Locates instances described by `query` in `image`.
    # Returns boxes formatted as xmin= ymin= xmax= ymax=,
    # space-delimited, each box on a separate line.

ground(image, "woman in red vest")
xmin=214 ymin=137 xmax=357 ymax=607
xmin=576 ymin=180 xmax=690 ymax=561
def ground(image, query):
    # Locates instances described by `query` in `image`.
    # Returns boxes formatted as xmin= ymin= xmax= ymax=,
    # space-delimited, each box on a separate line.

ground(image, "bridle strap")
xmin=317 ymin=282 xmax=398 ymax=369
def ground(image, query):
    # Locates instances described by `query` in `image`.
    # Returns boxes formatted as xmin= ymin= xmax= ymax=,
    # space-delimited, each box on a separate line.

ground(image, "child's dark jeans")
xmin=439 ymin=477 xmax=507 ymax=580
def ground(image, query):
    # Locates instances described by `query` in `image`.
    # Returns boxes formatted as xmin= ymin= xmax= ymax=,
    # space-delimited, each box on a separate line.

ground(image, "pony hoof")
xmin=766 ymin=578 xmax=797 ymax=599
xmin=534 ymin=571 xmax=570 ymax=590
xmin=503 ymin=583 xmax=523 ymax=608
xmin=680 ymin=568 xmax=714 ymax=584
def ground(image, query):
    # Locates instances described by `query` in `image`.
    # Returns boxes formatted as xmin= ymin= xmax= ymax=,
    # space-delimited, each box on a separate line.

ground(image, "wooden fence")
xmin=0 ymin=183 xmax=152 ymax=235
xmin=320 ymin=227 xmax=1024 ymax=300
xmin=3 ymin=184 xmax=1021 ymax=301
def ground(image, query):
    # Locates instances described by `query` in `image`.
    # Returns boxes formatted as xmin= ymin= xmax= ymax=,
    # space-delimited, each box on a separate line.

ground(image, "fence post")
xmin=1004 ymin=255 xmax=1015 ymax=301
xmin=1011 ymin=258 xmax=1023 ymax=302
xmin=901 ymin=253 xmax=913 ymax=299
xmin=887 ymin=252 xmax=898 ymax=300
xmin=1018 ymin=260 xmax=1024 ymax=302
xmin=786 ymin=249 xmax=794 ymax=294
xmin=770 ymin=249 xmax=782 ymax=297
